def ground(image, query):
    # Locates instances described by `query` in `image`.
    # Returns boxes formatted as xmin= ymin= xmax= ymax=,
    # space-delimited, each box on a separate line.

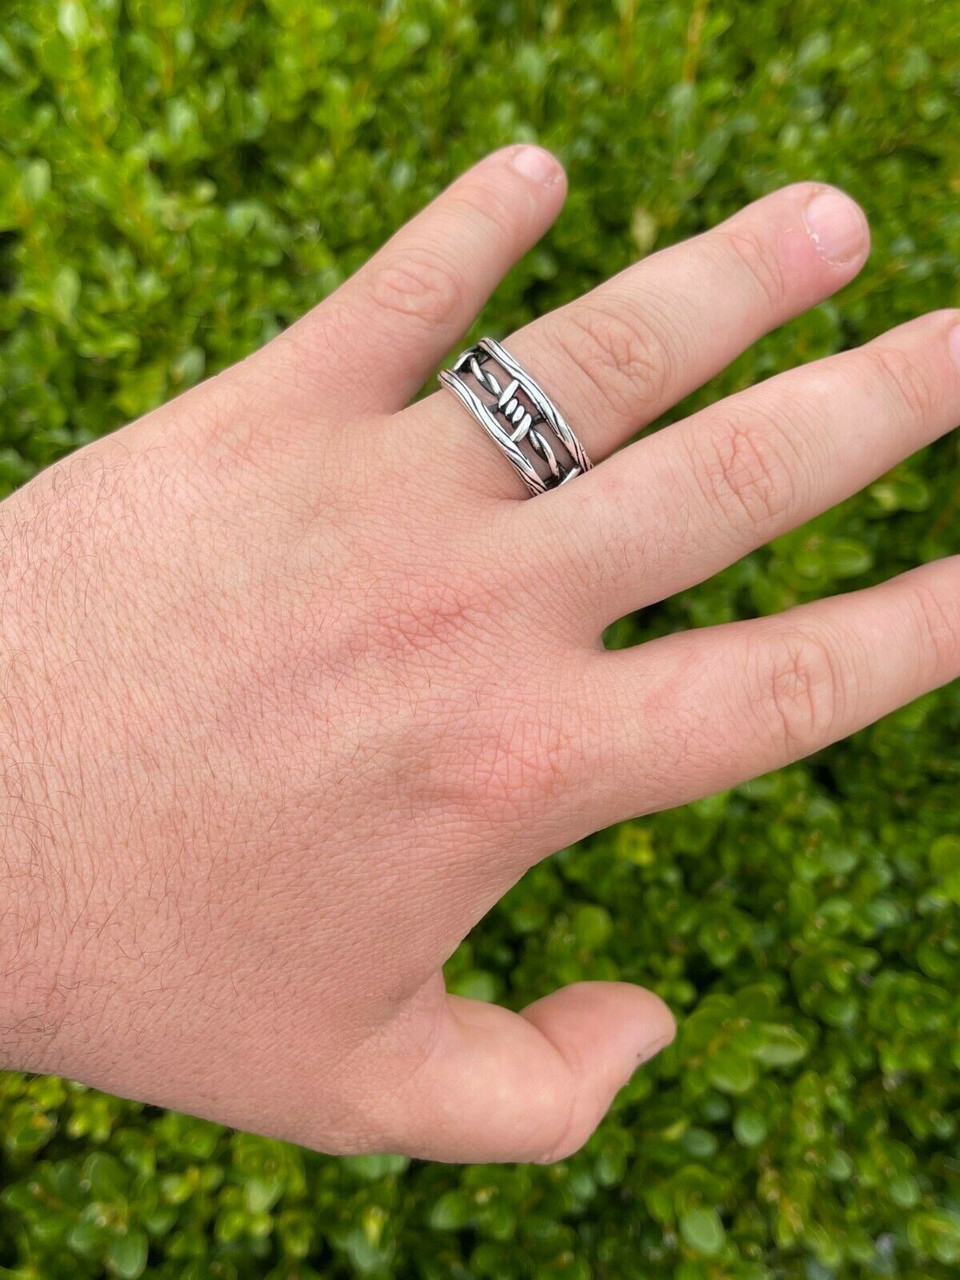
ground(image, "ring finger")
xmin=411 ymin=177 xmax=870 ymax=498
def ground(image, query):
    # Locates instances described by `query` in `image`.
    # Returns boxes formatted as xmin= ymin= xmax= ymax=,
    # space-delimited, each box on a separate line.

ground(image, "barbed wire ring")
xmin=439 ymin=337 xmax=593 ymax=496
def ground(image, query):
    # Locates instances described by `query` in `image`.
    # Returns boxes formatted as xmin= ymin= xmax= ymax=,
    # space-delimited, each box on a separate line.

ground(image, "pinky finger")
xmin=594 ymin=556 xmax=960 ymax=820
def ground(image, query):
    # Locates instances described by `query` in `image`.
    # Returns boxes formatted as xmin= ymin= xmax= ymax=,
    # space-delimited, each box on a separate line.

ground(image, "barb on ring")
xmin=438 ymin=337 xmax=592 ymax=496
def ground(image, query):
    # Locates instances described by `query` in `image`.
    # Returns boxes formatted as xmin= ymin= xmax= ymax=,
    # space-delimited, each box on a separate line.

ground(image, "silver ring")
xmin=438 ymin=337 xmax=592 ymax=496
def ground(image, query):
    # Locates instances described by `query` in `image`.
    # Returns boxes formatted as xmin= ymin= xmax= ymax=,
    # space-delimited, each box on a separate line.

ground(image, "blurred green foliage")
xmin=2 ymin=0 xmax=960 ymax=1276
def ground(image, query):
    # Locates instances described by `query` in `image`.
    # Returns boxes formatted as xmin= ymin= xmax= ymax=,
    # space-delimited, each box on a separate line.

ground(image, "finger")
xmin=539 ymin=309 xmax=960 ymax=628
xmin=410 ymin=181 xmax=869 ymax=498
xmin=386 ymin=983 xmax=674 ymax=1163
xmin=262 ymin=146 xmax=567 ymax=417
xmin=591 ymin=556 xmax=960 ymax=823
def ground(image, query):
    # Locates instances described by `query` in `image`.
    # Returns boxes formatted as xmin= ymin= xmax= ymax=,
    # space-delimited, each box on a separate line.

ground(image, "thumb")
xmin=388 ymin=981 xmax=675 ymax=1163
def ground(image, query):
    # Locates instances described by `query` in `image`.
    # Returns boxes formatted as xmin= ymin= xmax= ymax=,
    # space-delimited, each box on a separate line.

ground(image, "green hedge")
xmin=2 ymin=1 xmax=959 ymax=1277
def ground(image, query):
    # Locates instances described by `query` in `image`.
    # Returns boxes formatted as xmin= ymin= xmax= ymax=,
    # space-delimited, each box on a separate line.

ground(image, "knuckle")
xmin=367 ymin=249 xmax=464 ymax=330
xmin=553 ymin=299 xmax=674 ymax=420
xmin=907 ymin=581 xmax=960 ymax=677
xmin=867 ymin=341 xmax=938 ymax=425
xmin=712 ymin=223 xmax=788 ymax=310
xmin=353 ymin=566 xmax=505 ymax=665
xmin=694 ymin=414 xmax=798 ymax=527
xmin=753 ymin=628 xmax=845 ymax=752
xmin=269 ymin=295 xmax=358 ymax=392
xmin=391 ymin=695 xmax=580 ymax=839
xmin=448 ymin=183 xmax=520 ymax=243
xmin=347 ymin=568 xmax=582 ymax=831
xmin=464 ymin=697 xmax=580 ymax=829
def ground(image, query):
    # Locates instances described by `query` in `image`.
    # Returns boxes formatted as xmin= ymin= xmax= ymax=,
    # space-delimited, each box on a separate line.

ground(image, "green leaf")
xmin=679 ymin=1207 xmax=726 ymax=1257
xmin=107 ymin=1229 xmax=148 ymax=1280
xmin=57 ymin=0 xmax=90 ymax=44
xmin=733 ymin=1108 xmax=768 ymax=1147
xmin=447 ymin=969 xmax=497 ymax=1001
xmin=428 ymin=1191 xmax=473 ymax=1231
xmin=341 ymin=1154 xmax=410 ymax=1180
xmin=705 ymin=1050 xmax=757 ymax=1095
xmin=51 ymin=266 xmax=81 ymax=324
xmin=571 ymin=903 xmax=613 ymax=948
xmin=822 ymin=538 xmax=873 ymax=579
xmin=750 ymin=1024 xmax=810 ymax=1067
xmin=908 ymin=1209 xmax=960 ymax=1264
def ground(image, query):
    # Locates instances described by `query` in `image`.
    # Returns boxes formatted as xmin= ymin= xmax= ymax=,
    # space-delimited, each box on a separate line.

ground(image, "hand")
xmin=2 ymin=146 xmax=958 ymax=1164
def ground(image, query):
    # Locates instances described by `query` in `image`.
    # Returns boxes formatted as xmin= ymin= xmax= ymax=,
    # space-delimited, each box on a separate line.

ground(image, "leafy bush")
xmin=1 ymin=1 xmax=959 ymax=1277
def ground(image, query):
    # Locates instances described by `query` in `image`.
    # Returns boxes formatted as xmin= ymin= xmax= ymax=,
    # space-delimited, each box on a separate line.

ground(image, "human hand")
xmin=2 ymin=146 xmax=958 ymax=1163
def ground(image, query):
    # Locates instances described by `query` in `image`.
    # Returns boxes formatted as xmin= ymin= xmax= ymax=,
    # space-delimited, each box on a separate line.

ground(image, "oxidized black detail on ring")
xmin=438 ymin=337 xmax=593 ymax=496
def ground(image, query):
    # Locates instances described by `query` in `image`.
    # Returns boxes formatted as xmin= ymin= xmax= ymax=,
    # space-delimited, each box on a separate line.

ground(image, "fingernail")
xmin=802 ymin=188 xmax=868 ymax=265
xmin=510 ymin=145 xmax=562 ymax=185
xmin=949 ymin=324 xmax=960 ymax=371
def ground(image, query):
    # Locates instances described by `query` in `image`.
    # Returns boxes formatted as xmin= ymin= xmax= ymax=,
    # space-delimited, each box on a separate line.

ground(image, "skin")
xmin=1 ymin=145 xmax=958 ymax=1164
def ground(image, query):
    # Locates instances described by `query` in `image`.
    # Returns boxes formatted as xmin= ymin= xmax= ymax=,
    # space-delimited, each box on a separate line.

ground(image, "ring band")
xmin=438 ymin=337 xmax=592 ymax=496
